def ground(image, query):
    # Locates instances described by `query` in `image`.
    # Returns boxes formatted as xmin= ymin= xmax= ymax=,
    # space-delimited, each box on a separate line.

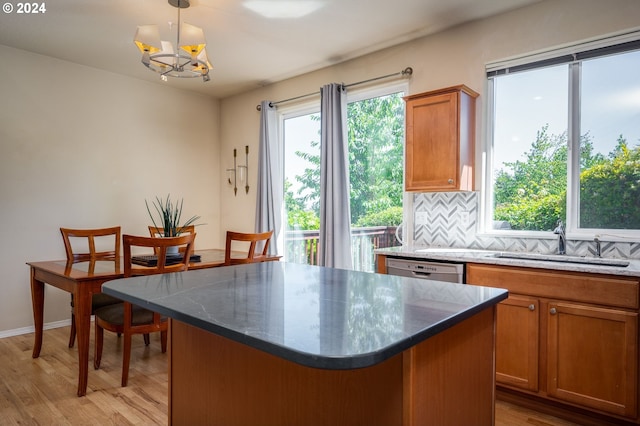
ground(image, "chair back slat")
xmin=60 ymin=226 xmax=121 ymax=262
xmin=224 ymin=230 xmax=273 ymax=265
xmin=148 ymin=225 xmax=195 ymax=254
xmin=123 ymin=233 xmax=196 ymax=277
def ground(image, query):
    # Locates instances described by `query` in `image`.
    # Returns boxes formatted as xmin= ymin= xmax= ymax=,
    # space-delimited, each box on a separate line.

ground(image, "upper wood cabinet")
xmin=404 ymin=85 xmax=478 ymax=192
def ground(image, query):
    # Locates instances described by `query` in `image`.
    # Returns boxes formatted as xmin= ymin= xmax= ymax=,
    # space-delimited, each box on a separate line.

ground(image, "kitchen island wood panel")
xmin=169 ymin=307 xmax=496 ymax=426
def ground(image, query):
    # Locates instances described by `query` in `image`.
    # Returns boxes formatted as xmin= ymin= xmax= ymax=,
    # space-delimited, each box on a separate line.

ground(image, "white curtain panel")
xmin=319 ymin=84 xmax=353 ymax=269
xmin=255 ymin=100 xmax=282 ymax=255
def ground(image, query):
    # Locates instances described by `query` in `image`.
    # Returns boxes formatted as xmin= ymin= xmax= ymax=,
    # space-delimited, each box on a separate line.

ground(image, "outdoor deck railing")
xmin=284 ymin=226 xmax=399 ymax=272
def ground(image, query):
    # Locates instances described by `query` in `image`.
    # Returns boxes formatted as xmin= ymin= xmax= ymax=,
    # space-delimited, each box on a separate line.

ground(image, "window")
xmin=282 ymin=109 xmax=321 ymax=265
xmin=485 ymin=36 xmax=640 ymax=238
xmin=281 ymin=83 xmax=406 ymax=271
xmin=346 ymin=89 xmax=405 ymax=271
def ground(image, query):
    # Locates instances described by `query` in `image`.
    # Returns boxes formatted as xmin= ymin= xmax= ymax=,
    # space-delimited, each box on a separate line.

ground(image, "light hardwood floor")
xmin=0 ymin=325 xmax=168 ymax=425
xmin=0 ymin=325 xmax=580 ymax=425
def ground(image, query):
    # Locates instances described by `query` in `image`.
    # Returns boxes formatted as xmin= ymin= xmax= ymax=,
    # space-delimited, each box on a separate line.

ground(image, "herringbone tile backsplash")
xmin=413 ymin=192 xmax=640 ymax=259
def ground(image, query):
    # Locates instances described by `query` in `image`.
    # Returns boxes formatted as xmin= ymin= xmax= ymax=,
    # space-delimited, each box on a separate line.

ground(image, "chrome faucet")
xmin=553 ymin=220 xmax=566 ymax=255
xmin=594 ymin=236 xmax=601 ymax=257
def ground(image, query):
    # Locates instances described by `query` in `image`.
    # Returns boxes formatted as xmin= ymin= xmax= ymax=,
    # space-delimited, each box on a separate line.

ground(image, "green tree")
xmin=293 ymin=130 xmax=322 ymax=216
xmin=580 ymin=137 xmax=640 ymax=229
xmin=494 ymin=125 xmax=568 ymax=230
xmin=355 ymin=206 xmax=403 ymax=227
xmin=346 ymin=93 xmax=404 ymax=223
xmin=285 ymin=179 xmax=319 ymax=230
xmin=289 ymin=93 xmax=404 ymax=227
xmin=494 ymin=125 xmax=638 ymax=231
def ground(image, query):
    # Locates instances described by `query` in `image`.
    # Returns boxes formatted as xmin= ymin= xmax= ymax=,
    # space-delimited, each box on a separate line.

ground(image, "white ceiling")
xmin=0 ymin=0 xmax=540 ymax=98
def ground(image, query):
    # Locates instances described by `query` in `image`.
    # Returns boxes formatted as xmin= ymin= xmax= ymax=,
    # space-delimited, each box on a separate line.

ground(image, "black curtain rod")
xmin=256 ymin=67 xmax=413 ymax=111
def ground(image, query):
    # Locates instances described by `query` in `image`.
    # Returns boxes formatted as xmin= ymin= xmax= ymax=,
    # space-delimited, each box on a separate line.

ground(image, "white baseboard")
xmin=0 ymin=319 xmax=72 ymax=339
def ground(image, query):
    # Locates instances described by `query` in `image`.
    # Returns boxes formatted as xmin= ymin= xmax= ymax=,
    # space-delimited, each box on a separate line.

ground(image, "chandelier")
xmin=134 ymin=0 xmax=211 ymax=82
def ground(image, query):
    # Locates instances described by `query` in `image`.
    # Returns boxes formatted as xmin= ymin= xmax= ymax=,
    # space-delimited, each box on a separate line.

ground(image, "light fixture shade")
xmin=179 ymin=22 xmax=206 ymax=57
xmin=134 ymin=25 xmax=162 ymax=54
xmin=237 ymin=165 xmax=247 ymax=184
xmin=192 ymin=48 xmax=213 ymax=74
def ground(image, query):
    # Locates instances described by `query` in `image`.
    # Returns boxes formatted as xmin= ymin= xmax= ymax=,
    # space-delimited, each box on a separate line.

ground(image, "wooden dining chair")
xmin=60 ymin=226 xmax=123 ymax=348
xmin=93 ymin=233 xmax=195 ymax=387
xmin=148 ymin=225 xmax=195 ymax=253
xmin=224 ymin=230 xmax=273 ymax=265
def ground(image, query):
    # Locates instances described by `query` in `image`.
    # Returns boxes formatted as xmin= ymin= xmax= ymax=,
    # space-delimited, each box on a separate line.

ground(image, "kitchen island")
xmin=103 ymin=262 xmax=508 ymax=426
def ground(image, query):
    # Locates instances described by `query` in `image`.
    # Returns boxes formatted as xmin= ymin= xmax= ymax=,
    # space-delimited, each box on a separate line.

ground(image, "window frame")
xmin=482 ymin=29 xmax=640 ymax=241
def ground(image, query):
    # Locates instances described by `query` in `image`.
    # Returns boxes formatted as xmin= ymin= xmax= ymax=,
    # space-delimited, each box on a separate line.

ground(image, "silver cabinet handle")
xmin=528 ymin=304 xmax=535 ymax=311
xmin=550 ymin=307 xmax=557 ymax=315
xmin=448 ymin=178 xmax=454 ymax=184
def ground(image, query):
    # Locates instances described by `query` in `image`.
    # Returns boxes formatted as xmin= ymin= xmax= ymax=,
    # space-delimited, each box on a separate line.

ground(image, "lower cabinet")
xmin=495 ymin=295 xmax=539 ymax=392
xmin=547 ymin=301 xmax=638 ymax=418
xmin=467 ymin=263 xmax=640 ymax=423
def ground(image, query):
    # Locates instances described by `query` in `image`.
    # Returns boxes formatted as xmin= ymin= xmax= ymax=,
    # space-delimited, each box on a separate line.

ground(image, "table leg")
xmin=30 ymin=267 xmax=44 ymax=358
xmin=75 ymin=286 xmax=92 ymax=397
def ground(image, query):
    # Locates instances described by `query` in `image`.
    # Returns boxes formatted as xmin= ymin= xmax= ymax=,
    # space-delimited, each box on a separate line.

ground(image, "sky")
xmin=283 ymin=113 xmax=320 ymax=201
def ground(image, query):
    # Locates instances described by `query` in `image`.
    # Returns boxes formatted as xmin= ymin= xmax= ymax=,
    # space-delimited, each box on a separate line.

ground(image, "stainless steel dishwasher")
xmin=386 ymin=257 xmax=465 ymax=283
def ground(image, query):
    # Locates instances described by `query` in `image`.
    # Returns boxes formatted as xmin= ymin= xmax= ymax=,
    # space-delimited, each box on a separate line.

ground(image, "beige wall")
xmin=1 ymin=0 xmax=639 ymax=334
xmin=219 ymin=0 xmax=640 ymax=236
xmin=0 ymin=45 xmax=221 ymax=333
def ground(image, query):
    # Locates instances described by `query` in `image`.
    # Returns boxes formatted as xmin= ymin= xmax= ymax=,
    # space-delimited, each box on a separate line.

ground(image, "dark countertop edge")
xmin=102 ymin=285 xmax=507 ymax=370
xmin=375 ymin=247 xmax=640 ymax=277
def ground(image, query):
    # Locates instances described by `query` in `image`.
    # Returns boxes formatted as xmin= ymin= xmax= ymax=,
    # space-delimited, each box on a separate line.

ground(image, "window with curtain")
xmin=485 ymin=36 xmax=640 ymax=238
xmin=281 ymin=83 xmax=406 ymax=271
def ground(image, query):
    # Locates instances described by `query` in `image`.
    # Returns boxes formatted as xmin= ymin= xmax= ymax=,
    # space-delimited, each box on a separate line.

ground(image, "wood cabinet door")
xmin=547 ymin=302 xmax=638 ymax=418
xmin=495 ymin=295 xmax=539 ymax=392
xmin=405 ymin=91 xmax=459 ymax=191
xmin=404 ymin=86 xmax=477 ymax=192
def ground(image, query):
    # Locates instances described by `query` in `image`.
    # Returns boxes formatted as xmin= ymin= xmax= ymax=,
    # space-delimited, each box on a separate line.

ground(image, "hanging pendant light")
xmin=134 ymin=0 xmax=212 ymax=82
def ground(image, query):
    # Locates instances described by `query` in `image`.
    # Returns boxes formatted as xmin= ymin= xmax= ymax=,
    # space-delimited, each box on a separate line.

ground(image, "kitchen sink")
xmin=493 ymin=252 xmax=630 ymax=267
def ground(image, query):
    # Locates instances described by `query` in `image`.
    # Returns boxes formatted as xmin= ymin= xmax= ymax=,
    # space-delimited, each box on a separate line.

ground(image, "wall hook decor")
xmin=227 ymin=145 xmax=249 ymax=195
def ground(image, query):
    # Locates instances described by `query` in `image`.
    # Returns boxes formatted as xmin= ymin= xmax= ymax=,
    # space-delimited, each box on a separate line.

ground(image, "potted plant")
xmin=146 ymin=195 xmax=201 ymax=238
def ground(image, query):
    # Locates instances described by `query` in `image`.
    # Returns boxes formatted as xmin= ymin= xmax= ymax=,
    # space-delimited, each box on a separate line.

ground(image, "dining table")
xmin=28 ymin=249 xmax=277 ymax=397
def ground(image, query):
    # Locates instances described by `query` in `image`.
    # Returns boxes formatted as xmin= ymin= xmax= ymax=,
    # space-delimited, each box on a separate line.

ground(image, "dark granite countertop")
xmin=102 ymin=262 xmax=507 ymax=370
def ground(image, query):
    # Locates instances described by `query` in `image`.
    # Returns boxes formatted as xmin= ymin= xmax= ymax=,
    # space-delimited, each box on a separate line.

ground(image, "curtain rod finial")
xmin=256 ymin=102 xmax=274 ymax=111
xmin=403 ymin=67 xmax=413 ymax=76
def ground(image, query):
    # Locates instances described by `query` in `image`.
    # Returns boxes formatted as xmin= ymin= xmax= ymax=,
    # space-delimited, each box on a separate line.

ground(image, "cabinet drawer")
xmin=467 ymin=263 xmax=639 ymax=310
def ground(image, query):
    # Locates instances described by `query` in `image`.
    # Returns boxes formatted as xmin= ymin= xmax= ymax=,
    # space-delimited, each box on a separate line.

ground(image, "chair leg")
xmin=143 ymin=333 xmax=150 ymax=346
xmin=94 ymin=321 xmax=103 ymax=370
xmin=68 ymin=313 xmax=77 ymax=348
xmin=121 ymin=332 xmax=132 ymax=387
xmin=161 ymin=330 xmax=167 ymax=353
